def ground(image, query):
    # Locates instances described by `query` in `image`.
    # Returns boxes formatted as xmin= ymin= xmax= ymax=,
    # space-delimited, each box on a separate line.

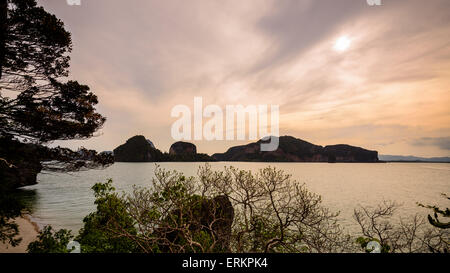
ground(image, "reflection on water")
xmin=12 ymin=188 xmax=37 ymax=214
xmin=19 ymin=162 xmax=450 ymax=234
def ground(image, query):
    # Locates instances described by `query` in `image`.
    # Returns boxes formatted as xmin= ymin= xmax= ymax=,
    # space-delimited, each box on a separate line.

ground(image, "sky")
xmin=38 ymin=0 xmax=450 ymax=157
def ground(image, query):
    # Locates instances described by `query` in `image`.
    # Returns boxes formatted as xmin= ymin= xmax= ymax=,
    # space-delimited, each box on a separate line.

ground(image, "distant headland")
xmin=378 ymin=155 xmax=450 ymax=163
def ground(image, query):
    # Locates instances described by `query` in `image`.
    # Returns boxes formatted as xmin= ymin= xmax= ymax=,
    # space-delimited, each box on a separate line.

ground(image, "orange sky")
xmin=40 ymin=0 xmax=450 ymax=157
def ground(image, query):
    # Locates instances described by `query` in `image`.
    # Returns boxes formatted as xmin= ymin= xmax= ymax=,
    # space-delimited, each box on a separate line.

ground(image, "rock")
xmin=323 ymin=144 xmax=379 ymax=163
xmin=0 ymin=137 xmax=113 ymax=190
xmin=200 ymin=195 xmax=234 ymax=251
xmin=213 ymin=136 xmax=379 ymax=162
xmin=146 ymin=139 xmax=155 ymax=149
xmin=113 ymin=135 xmax=163 ymax=162
xmin=156 ymin=195 xmax=234 ymax=252
xmin=0 ymin=137 xmax=43 ymax=190
xmin=169 ymin=141 xmax=197 ymax=156
xmin=113 ymin=137 xmax=214 ymax=162
xmin=168 ymin=141 xmax=215 ymax=162
xmin=0 ymin=159 xmax=40 ymax=190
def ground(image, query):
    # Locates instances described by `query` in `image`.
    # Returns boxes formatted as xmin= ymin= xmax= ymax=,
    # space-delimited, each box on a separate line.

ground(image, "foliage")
xmin=26 ymin=165 xmax=450 ymax=253
xmin=354 ymin=201 xmax=449 ymax=253
xmin=27 ymin=226 xmax=73 ymax=253
xmin=0 ymin=189 xmax=23 ymax=247
xmin=75 ymin=179 xmax=140 ymax=253
xmin=91 ymin=170 xmax=227 ymax=253
xmin=0 ymin=0 xmax=111 ymax=179
xmin=356 ymin=237 xmax=389 ymax=253
xmin=0 ymin=0 xmax=105 ymax=143
xmin=196 ymin=165 xmax=354 ymax=253
xmin=0 ymin=0 xmax=111 ymax=248
xmin=66 ymin=165 xmax=354 ymax=253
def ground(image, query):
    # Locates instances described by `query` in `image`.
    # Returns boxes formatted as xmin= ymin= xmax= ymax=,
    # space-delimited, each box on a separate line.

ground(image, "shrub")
xmin=27 ymin=226 xmax=73 ymax=253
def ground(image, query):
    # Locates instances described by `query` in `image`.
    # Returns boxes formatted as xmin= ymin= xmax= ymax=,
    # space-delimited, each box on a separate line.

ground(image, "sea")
xmin=18 ymin=162 xmax=450 ymax=235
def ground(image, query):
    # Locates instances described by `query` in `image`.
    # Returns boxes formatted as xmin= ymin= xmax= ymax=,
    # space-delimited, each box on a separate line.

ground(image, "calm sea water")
xmin=19 ymin=162 xmax=450 ymax=234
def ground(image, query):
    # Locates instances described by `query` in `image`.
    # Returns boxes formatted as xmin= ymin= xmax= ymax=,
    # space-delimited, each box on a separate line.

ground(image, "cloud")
xmin=413 ymin=137 xmax=450 ymax=150
xmin=37 ymin=0 xmax=450 ymax=157
xmin=253 ymin=0 xmax=367 ymax=71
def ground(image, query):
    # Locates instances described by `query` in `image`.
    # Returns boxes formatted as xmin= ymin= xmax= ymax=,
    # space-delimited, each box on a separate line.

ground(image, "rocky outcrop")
xmin=323 ymin=144 xmax=379 ymax=163
xmin=146 ymin=139 xmax=155 ymax=149
xmin=113 ymin=135 xmax=378 ymax=163
xmin=0 ymin=137 xmax=43 ymax=190
xmin=113 ymin=136 xmax=214 ymax=162
xmin=169 ymin=141 xmax=197 ymax=156
xmin=213 ymin=136 xmax=378 ymax=162
xmin=113 ymin=135 xmax=163 ymax=162
xmin=156 ymin=195 xmax=234 ymax=252
xmin=201 ymin=195 xmax=234 ymax=251
xmin=168 ymin=141 xmax=215 ymax=161
xmin=1 ymin=136 xmax=114 ymax=190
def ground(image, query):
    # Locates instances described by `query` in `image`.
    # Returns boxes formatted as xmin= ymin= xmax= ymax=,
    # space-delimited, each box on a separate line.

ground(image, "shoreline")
xmin=22 ymin=214 xmax=40 ymax=234
xmin=0 ymin=214 xmax=39 ymax=253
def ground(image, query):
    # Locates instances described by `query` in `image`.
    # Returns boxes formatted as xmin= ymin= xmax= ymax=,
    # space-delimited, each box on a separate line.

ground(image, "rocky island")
xmin=212 ymin=136 xmax=379 ymax=162
xmin=113 ymin=135 xmax=379 ymax=163
xmin=169 ymin=141 xmax=197 ymax=156
xmin=113 ymin=135 xmax=164 ymax=162
xmin=113 ymin=136 xmax=213 ymax=162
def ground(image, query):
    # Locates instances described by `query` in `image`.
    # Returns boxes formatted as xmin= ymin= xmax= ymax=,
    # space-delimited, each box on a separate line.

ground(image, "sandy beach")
xmin=0 ymin=215 xmax=39 ymax=253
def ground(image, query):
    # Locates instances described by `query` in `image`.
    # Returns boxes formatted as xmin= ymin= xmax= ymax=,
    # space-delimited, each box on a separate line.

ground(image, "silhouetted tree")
xmin=355 ymin=201 xmax=449 ymax=253
xmin=0 ymin=0 xmax=105 ymax=142
xmin=0 ymin=0 xmax=6 ymax=79
xmin=0 ymin=0 xmax=112 ymax=247
xmin=0 ymin=0 xmax=113 ymax=176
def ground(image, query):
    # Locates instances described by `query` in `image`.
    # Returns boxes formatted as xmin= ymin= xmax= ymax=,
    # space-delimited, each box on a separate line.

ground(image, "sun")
xmin=333 ymin=36 xmax=351 ymax=52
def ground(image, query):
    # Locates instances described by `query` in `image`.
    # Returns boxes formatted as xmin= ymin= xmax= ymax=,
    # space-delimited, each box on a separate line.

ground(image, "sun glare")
xmin=333 ymin=36 xmax=351 ymax=52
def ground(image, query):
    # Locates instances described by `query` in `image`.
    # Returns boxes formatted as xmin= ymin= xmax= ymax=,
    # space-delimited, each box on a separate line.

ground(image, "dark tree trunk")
xmin=0 ymin=0 xmax=7 ymax=80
